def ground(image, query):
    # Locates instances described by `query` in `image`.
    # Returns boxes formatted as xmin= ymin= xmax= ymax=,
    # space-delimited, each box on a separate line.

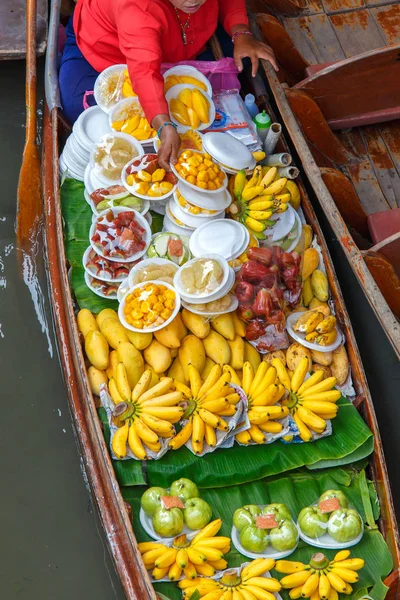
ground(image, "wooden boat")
xmin=248 ymin=0 xmax=400 ymax=358
xmin=40 ymin=1 xmax=400 ymax=597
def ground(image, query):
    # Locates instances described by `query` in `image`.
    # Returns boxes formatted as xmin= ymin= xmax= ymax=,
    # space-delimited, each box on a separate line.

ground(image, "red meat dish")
xmin=92 ymin=210 xmax=146 ymax=259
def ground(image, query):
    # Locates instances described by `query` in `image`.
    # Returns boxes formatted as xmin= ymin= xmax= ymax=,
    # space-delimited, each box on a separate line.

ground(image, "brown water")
xmin=0 ymin=60 xmax=124 ymax=599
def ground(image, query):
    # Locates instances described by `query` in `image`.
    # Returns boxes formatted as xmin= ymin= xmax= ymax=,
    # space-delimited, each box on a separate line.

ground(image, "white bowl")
xmin=84 ymin=164 xmax=106 ymax=196
xmin=286 ymin=312 xmax=343 ymax=353
xmin=84 ymin=187 xmax=150 ymax=217
xmin=202 ymin=132 xmax=256 ymax=173
xmin=174 ymin=254 xmax=231 ymax=302
xmin=128 ymin=257 xmax=179 ymax=288
xmin=171 ymin=151 xmax=228 ymax=194
xmin=82 ymin=246 xmax=139 ymax=283
xmin=163 ymin=64 xmax=212 ymax=97
xmin=163 ymin=213 xmax=195 ymax=237
xmin=172 ymin=189 xmax=225 ymax=220
xmin=94 ymin=64 xmax=128 ymax=113
xmin=118 ymin=280 xmax=181 ymax=333
xmin=109 ymin=97 xmax=157 ymax=146
xmin=165 ymin=85 xmax=215 ymax=132
xmin=190 ymin=219 xmax=249 ymax=261
xmin=90 ymin=132 xmax=144 ymax=186
xmin=122 ymin=154 xmax=177 ymax=201
xmin=177 ymin=180 xmax=231 ymax=211
xmin=84 ymin=271 xmax=118 ymax=299
xmin=181 ymin=294 xmax=238 ymax=317
xmin=89 ymin=207 xmax=151 ymax=263
xmin=73 ymin=105 xmax=112 ymax=149
xmin=166 ymin=203 xmax=196 ymax=231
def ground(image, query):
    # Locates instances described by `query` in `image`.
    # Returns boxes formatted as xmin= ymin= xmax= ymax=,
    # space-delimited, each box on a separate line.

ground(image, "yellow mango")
xmin=170 ymin=348 xmax=178 ymax=358
xmin=96 ymin=309 xmax=119 ymax=328
xmin=125 ymin=330 xmax=153 ymax=350
xmin=117 ymin=342 xmax=144 ymax=388
xmin=192 ymin=89 xmax=209 ymax=123
xmin=302 ymin=247 xmax=320 ymax=281
xmin=232 ymin=311 xmax=246 ymax=338
xmin=77 ymin=309 xmax=99 ymax=339
xmin=201 ymin=357 xmax=217 ymax=381
xmin=178 ymin=335 xmax=206 ymax=380
xmin=302 ymin=224 xmax=313 ymax=249
xmin=187 ymin=107 xmax=200 ymax=129
xmin=174 ymin=313 xmax=188 ymax=340
xmin=330 ymin=345 xmax=349 ymax=386
xmin=87 ymin=366 xmax=108 ymax=396
xmin=309 ymin=297 xmax=330 ymax=316
xmin=311 ymin=269 xmax=329 ymax=302
xmin=243 ymin=341 xmax=261 ymax=372
xmin=106 ymin=350 xmax=119 ymax=380
xmin=302 ymin=277 xmax=314 ymax=307
xmin=85 ymin=330 xmax=109 ymax=371
xmin=144 ymin=340 xmax=172 ymax=374
xmin=181 ymin=309 xmax=210 ymax=339
xmin=202 ymin=330 xmax=231 ymax=366
xmin=228 ymin=335 xmax=245 ymax=370
xmin=170 ymin=98 xmax=190 ymax=126
xmin=179 ymin=75 xmax=207 ymax=91
xmin=122 ymin=79 xmax=134 ymax=97
xmin=168 ymin=357 xmax=187 ymax=384
xmin=211 ymin=313 xmax=236 ymax=341
xmin=164 ymin=75 xmax=181 ymax=92
xmin=99 ymin=317 xmax=129 ymax=349
xmin=154 ymin=315 xmax=183 ymax=348
xmin=178 ymin=88 xmax=193 ymax=109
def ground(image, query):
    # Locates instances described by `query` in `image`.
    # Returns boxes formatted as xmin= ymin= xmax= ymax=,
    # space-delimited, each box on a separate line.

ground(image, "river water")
xmin=1 ymin=56 xmax=399 ymax=600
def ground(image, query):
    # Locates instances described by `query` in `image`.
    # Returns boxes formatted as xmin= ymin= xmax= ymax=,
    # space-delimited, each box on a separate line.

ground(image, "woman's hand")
xmin=152 ymin=114 xmax=181 ymax=171
xmin=233 ymin=34 xmax=278 ymax=77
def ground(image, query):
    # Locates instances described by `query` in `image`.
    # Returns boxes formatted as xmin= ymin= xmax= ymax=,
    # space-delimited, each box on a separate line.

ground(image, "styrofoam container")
xmin=89 ymin=207 xmax=151 ymax=263
xmin=166 ymin=85 xmax=215 ymax=133
xmin=163 ymin=64 xmax=212 ymax=97
xmin=68 ymin=133 xmax=91 ymax=162
xmin=286 ymin=312 xmax=344 ymax=353
xmin=73 ymin=106 xmax=112 ymax=149
xmin=90 ymin=132 xmax=144 ymax=186
xmin=84 ymin=271 xmax=118 ymax=299
xmin=165 ymin=204 xmax=195 ymax=231
xmin=122 ymin=154 xmax=177 ymax=201
xmin=163 ymin=213 xmax=194 ymax=237
xmin=202 ymin=132 xmax=256 ymax=172
xmin=128 ymin=257 xmax=179 ymax=288
xmin=181 ymin=294 xmax=238 ymax=317
xmin=174 ymin=254 xmax=231 ymax=302
xmin=84 ymin=164 xmax=106 ymax=196
xmin=171 ymin=151 xmax=227 ymax=194
xmin=190 ymin=219 xmax=250 ymax=261
xmin=172 ymin=189 xmax=224 ymax=220
xmin=94 ymin=64 xmax=128 ymax=113
xmin=178 ymin=267 xmax=236 ymax=305
xmin=177 ymin=180 xmax=231 ymax=211
xmin=59 ymin=157 xmax=84 ymax=181
xmin=168 ymin=199 xmax=219 ymax=229
xmin=82 ymin=246 xmax=139 ymax=283
xmin=109 ymin=97 xmax=157 ymax=146
xmin=118 ymin=280 xmax=181 ymax=333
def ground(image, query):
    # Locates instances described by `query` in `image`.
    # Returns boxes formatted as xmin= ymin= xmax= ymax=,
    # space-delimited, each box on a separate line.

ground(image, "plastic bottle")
xmin=244 ymin=94 xmax=259 ymax=119
xmin=253 ymin=110 xmax=271 ymax=143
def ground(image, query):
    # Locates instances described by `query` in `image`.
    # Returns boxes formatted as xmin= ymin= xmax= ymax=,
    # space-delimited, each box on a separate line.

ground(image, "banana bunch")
xmin=170 ymin=88 xmax=210 ymax=129
xmin=179 ymin=557 xmax=281 ymax=599
xmin=275 ymin=550 xmax=365 ymax=598
xmin=169 ymin=365 xmax=239 ymax=454
xmin=294 ymin=311 xmax=337 ymax=346
xmin=228 ymin=362 xmax=289 ymax=445
xmin=111 ymin=372 xmax=184 ymax=459
xmin=272 ymin=357 xmax=341 ymax=442
xmin=138 ymin=519 xmax=230 ymax=581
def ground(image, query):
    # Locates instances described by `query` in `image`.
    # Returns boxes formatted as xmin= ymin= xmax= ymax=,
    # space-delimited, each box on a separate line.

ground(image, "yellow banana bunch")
xmin=272 ymin=357 xmax=341 ymax=442
xmin=275 ymin=551 xmax=365 ymax=598
xmin=179 ymin=557 xmax=281 ymax=599
xmin=169 ymin=365 xmax=239 ymax=454
xmin=294 ymin=311 xmax=337 ymax=346
xmin=234 ymin=361 xmax=288 ymax=445
xmin=139 ymin=519 xmax=230 ymax=581
xmin=111 ymin=372 xmax=183 ymax=459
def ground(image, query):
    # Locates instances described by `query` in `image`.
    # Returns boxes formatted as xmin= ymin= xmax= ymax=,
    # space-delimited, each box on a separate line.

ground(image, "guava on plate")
xmin=319 ymin=489 xmax=349 ymax=509
xmin=298 ymin=506 xmax=329 ymax=539
xmin=327 ymin=508 xmax=363 ymax=543
xmin=269 ymin=520 xmax=298 ymax=552
xmin=240 ymin=525 xmax=268 ymax=553
xmin=262 ymin=503 xmax=292 ymax=523
xmin=184 ymin=498 xmax=212 ymax=530
xmin=140 ymin=486 xmax=167 ymax=517
xmin=233 ymin=505 xmax=261 ymax=532
xmin=169 ymin=478 xmax=199 ymax=502
xmin=152 ymin=507 xmax=184 ymax=537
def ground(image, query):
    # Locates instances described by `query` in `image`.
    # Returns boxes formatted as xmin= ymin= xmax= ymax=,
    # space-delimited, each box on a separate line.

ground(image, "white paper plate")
xmin=82 ymin=246 xmax=138 ymax=283
xmin=297 ymin=522 xmax=364 ymax=550
xmin=89 ymin=207 xmax=151 ymax=263
xmin=59 ymin=158 xmax=84 ymax=181
xmin=109 ymin=97 xmax=157 ymax=146
xmin=286 ymin=312 xmax=344 ymax=353
xmin=128 ymin=257 xmax=179 ymax=287
xmin=190 ymin=219 xmax=249 ymax=260
xmin=122 ymin=154 xmax=177 ymax=201
xmin=90 ymin=132 xmax=144 ymax=186
xmin=202 ymin=132 xmax=256 ymax=172
xmin=118 ymin=280 xmax=181 ymax=333
xmin=139 ymin=507 xmax=200 ymax=543
xmin=163 ymin=213 xmax=194 ymax=237
xmin=73 ymin=106 xmax=112 ymax=150
xmin=84 ymin=164 xmax=105 ymax=195
xmin=94 ymin=64 xmax=127 ymax=113
xmin=165 ymin=84 xmax=215 ymax=132
xmin=177 ymin=180 xmax=231 ymax=211
xmin=177 ymin=265 xmax=235 ymax=305
xmin=270 ymin=205 xmax=296 ymax=242
xmin=171 ymin=151 xmax=228 ymax=195
xmin=231 ymin=521 xmax=300 ymax=560
xmin=181 ymin=294 xmax=238 ymax=317
xmin=172 ymin=189 xmax=225 ymax=220
xmin=84 ymin=187 xmax=150 ymax=217
xmin=84 ymin=271 xmax=118 ymax=299
xmin=163 ymin=65 xmax=212 ymax=97
xmin=166 ymin=201 xmax=199 ymax=230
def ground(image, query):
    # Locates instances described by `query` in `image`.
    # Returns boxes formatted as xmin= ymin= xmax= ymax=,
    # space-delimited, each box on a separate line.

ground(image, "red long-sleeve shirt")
xmin=74 ymin=0 xmax=248 ymax=123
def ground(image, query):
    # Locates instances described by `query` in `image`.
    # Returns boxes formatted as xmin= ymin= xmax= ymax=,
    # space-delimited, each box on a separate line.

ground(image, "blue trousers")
xmin=58 ymin=16 xmax=234 ymax=125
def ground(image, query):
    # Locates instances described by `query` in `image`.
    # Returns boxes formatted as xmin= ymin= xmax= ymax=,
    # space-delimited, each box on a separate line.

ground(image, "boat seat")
xmin=304 ymin=61 xmax=338 ymax=78
xmin=367 ymin=208 xmax=400 ymax=244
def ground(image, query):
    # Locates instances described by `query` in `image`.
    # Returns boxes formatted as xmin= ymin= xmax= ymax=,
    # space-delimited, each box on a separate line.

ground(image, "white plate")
xmin=231 ymin=521 xmax=300 ymax=561
xmin=89 ymin=207 xmax=151 ymax=263
xmin=84 ymin=164 xmax=105 ymax=195
xmin=163 ymin=213 xmax=195 ymax=237
xmin=84 ymin=187 xmax=149 ymax=217
xmin=171 ymin=151 xmax=227 ymax=195
xmin=177 ymin=265 xmax=235 ymax=305
xmin=165 ymin=84 xmax=215 ymax=132
xmin=172 ymin=189 xmax=225 ymax=219
xmin=163 ymin=65 xmax=212 ymax=97
xmin=181 ymin=294 xmax=238 ymax=317
xmin=152 ymin=202 xmax=167 ymax=216
xmin=84 ymin=271 xmax=118 ymax=299
xmin=270 ymin=205 xmax=296 ymax=242
xmin=173 ymin=254 xmax=229 ymax=301
xmin=166 ymin=203 xmax=196 ymax=231
xmin=286 ymin=313 xmax=344 ymax=353
xmin=202 ymin=132 xmax=256 ymax=172
xmin=139 ymin=507 xmax=200 ymax=543
xmin=128 ymin=257 xmax=179 ymax=288
xmin=118 ymin=280 xmax=181 ymax=333
xmin=109 ymin=97 xmax=157 ymax=146
xmin=298 ymin=521 xmax=364 ymax=550
xmin=59 ymin=158 xmax=84 ymax=182
xmin=122 ymin=154 xmax=178 ymax=201
xmin=90 ymin=132 xmax=144 ymax=186
xmin=63 ymin=137 xmax=89 ymax=170
xmin=82 ymin=246 xmax=138 ymax=283
xmin=177 ymin=180 xmax=231 ymax=211
xmin=190 ymin=219 xmax=249 ymax=260
xmin=94 ymin=64 xmax=127 ymax=113
xmin=73 ymin=106 xmax=112 ymax=150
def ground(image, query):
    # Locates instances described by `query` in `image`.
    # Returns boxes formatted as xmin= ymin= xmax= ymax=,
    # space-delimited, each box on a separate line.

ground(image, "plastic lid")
xmin=254 ymin=110 xmax=271 ymax=129
xmin=202 ymin=132 xmax=256 ymax=171
xmin=189 ymin=219 xmax=248 ymax=259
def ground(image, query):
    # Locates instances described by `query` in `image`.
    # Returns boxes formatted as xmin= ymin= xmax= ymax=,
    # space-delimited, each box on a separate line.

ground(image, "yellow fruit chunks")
xmin=124 ymin=284 xmax=175 ymax=328
xmin=126 ymin=167 xmax=174 ymax=196
xmin=111 ymin=110 xmax=156 ymax=140
xmin=169 ymin=88 xmax=210 ymax=128
xmin=164 ymin=74 xmax=207 ymax=93
xmin=176 ymin=152 xmax=225 ymax=190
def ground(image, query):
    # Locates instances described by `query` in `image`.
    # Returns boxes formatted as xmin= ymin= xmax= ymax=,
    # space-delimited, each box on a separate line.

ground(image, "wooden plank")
xmin=367 ymin=0 xmax=395 ymax=7
xmin=361 ymin=125 xmax=400 ymax=209
xmin=379 ymin=121 xmax=400 ymax=186
xmin=295 ymin=14 xmax=347 ymax=62
xmin=345 ymin=160 xmax=392 ymax=214
xmin=283 ymin=17 xmax=319 ymax=63
xmin=296 ymin=0 xmax=325 ymax=15
xmin=371 ymin=3 xmax=400 ymax=43
xmin=321 ymin=0 xmax=365 ymax=16
xmin=330 ymin=9 xmax=387 ymax=56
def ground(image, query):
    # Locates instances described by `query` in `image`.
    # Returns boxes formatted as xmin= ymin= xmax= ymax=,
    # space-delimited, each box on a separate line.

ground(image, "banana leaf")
xmin=122 ymin=467 xmax=392 ymax=600
xmin=99 ymin=397 xmax=374 ymax=488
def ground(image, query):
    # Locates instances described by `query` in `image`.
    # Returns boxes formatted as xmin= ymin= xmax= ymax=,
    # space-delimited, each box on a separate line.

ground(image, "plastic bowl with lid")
xmin=163 ymin=64 xmax=212 ymax=97
xmin=171 ymin=150 xmax=228 ymax=195
xmin=118 ymin=280 xmax=181 ymax=333
xmin=178 ymin=266 xmax=236 ymax=305
xmin=173 ymin=254 xmax=230 ymax=302
xmin=122 ymin=154 xmax=178 ymax=201
xmin=202 ymin=132 xmax=256 ymax=173
xmin=109 ymin=97 xmax=157 ymax=146
xmin=166 ymin=85 xmax=215 ymax=133
xmin=90 ymin=132 xmax=144 ymax=186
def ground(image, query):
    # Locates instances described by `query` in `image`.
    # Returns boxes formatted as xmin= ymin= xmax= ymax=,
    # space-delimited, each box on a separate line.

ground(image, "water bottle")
xmin=244 ymin=94 xmax=259 ymax=119
xmin=253 ymin=110 xmax=271 ymax=143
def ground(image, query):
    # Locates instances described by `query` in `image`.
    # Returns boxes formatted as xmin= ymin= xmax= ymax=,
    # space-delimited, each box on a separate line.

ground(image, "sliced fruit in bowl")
xmin=147 ymin=232 xmax=191 ymax=266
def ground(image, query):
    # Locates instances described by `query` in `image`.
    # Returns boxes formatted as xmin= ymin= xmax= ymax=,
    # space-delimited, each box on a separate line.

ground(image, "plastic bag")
xmin=161 ymin=58 xmax=240 ymax=93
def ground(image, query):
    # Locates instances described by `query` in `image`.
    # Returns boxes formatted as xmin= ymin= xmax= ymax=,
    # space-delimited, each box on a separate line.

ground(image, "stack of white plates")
xmin=189 ymin=219 xmax=250 ymax=262
xmin=59 ymin=106 xmax=112 ymax=181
